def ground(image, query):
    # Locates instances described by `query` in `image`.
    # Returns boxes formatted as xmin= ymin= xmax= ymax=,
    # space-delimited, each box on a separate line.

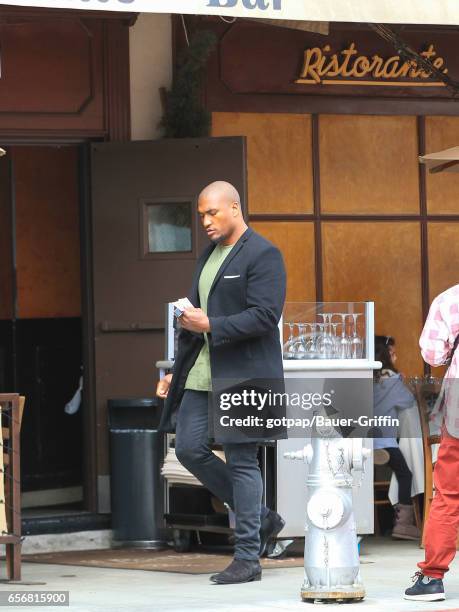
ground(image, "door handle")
xmin=99 ymin=321 xmax=163 ymax=333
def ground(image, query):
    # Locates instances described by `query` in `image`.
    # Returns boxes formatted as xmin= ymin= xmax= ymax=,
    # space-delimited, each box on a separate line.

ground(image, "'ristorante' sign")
xmin=296 ymin=43 xmax=447 ymax=87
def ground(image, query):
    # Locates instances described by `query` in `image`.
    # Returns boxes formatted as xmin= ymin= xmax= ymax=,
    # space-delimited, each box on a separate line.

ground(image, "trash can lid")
xmin=108 ymin=398 xmax=162 ymax=429
xmin=108 ymin=398 xmax=159 ymax=409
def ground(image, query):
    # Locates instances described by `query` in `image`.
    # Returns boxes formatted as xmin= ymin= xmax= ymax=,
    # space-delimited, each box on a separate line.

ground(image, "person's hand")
xmin=156 ymin=373 xmax=172 ymax=399
xmin=180 ymin=308 xmax=210 ymax=333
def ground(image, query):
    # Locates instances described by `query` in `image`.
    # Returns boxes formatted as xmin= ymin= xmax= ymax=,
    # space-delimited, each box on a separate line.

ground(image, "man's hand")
xmin=156 ymin=373 xmax=172 ymax=399
xmin=180 ymin=308 xmax=210 ymax=334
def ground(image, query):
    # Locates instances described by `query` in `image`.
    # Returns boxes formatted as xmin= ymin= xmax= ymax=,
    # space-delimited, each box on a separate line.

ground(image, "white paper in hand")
xmin=172 ymin=297 xmax=193 ymax=318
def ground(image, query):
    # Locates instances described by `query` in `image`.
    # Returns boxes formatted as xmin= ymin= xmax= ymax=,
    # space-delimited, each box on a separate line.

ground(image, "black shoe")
xmin=210 ymin=559 xmax=262 ymax=585
xmin=259 ymin=510 xmax=285 ymax=557
xmin=404 ymin=571 xmax=445 ymax=601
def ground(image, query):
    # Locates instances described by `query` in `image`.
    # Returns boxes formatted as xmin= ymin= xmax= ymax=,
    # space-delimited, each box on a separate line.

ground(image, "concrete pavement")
xmin=1 ymin=538 xmax=458 ymax=612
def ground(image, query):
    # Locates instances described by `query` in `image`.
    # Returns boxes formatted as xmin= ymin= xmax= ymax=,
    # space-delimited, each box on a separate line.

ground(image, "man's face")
xmin=198 ymin=194 xmax=237 ymax=243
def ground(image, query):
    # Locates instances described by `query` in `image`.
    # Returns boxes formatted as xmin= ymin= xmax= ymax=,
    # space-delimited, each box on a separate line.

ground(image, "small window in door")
xmin=139 ymin=198 xmax=196 ymax=260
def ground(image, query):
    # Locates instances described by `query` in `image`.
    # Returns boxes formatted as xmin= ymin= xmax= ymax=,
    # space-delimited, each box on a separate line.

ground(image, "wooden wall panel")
xmin=0 ymin=19 xmax=104 ymax=135
xmin=426 ymin=222 xmax=459 ymax=377
xmin=0 ymin=9 xmax=132 ymax=139
xmin=428 ymin=222 xmax=459 ymax=301
xmin=0 ymin=156 xmax=12 ymax=320
xmin=14 ymin=147 xmax=81 ymax=319
xmin=251 ymin=221 xmax=315 ymax=303
xmin=212 ymin=113 xmax=313 ymax=214
xmin=425 ymin=117 xmax=459 ymax=214
xmin=319 ymin=115 xmax=420 ymax=215
xmin=322 ymin=222 xmax=423 ymax=374
xmin=193 ymin=17 xmax=459 ymax=117
xmin=0 ymin=21 xmax=92 ymax=114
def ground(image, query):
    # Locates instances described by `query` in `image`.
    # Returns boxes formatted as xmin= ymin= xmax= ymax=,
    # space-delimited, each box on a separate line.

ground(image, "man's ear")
xmin=232 ymin=201 xmax=240 ymax=216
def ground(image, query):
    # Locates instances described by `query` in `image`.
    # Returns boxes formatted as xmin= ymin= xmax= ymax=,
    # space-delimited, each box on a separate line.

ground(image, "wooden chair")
xmin=373 ymin=450 xmax=422 ymax=536
xmin=373 ymin=461 xmax=392 ymax=535
xmin=412 ymin=379 xmax=441 ymax=547
xmin=0 ymin=394 xmax=25 ymax=581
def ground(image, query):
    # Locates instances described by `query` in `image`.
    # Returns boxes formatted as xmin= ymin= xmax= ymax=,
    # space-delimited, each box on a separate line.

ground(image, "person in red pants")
xmin=404 ymin=284 xmax=459 ymax=602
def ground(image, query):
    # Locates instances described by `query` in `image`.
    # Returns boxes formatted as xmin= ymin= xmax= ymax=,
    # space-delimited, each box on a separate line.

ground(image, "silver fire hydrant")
xmin=285 ymin=423 xmax=370 ymax=603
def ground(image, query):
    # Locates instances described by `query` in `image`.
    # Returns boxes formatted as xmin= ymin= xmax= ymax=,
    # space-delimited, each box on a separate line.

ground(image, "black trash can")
xmin=108 ymin=398 xmax=166 ymax=549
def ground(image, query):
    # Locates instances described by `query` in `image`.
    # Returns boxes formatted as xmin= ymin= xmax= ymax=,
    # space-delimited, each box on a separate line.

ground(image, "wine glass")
xmin=349 ymin=313 xmax=363 ymax=359
xmin=307 ymin=322 xmax=321 ymax=359
xmin=302 ymin=323 xmax=317 ymax=359
xmin=283 ymin=322 xmax=296 ymax=359
xmin=293 ymin=323 xmax=308 ymax=359
xmin=323 ymin=314 xmax=335 ymax=358
xmin=330 ymin=320 xmax=340 ymax=358
xmin=315 ymin=323 xmax=329 ymax=359
xmin=338 ymin=313 xmax=351 ymax=359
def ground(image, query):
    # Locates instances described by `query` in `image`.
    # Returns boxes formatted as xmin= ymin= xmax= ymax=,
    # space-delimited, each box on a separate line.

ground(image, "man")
xmin=156 ymin=181 xmax=287 ymax=585
xmin=404 ymin=283 xmax=459 ymax=602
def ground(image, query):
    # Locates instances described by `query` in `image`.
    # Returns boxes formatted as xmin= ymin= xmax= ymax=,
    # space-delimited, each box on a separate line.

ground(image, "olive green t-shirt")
xmin=184 ymin=243 xmax=235 ymax=391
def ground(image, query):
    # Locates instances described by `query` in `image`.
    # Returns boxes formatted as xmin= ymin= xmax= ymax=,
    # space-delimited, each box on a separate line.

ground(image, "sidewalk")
xmin=2 ymin=538 xmax=459 ymax=612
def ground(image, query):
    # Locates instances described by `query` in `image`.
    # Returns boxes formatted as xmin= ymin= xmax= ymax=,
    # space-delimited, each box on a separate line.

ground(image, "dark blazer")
xmin=158 ymin=227 xmax=287 ymax=440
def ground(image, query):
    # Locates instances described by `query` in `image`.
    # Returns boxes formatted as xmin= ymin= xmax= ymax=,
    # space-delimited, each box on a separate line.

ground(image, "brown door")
xmin=90 ymin=137 xmax=247 ymax=512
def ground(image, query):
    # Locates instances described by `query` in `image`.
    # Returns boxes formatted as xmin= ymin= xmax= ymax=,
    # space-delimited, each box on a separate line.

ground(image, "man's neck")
xmin=220 ymin=224 xmax=248 ymax=246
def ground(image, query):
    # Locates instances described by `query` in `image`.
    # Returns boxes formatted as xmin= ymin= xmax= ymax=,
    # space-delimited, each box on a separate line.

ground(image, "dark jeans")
xmin=387 ymin=447 xmax=413 ymax=505
xmin=175 ymin=390 xmax=269 ymax=561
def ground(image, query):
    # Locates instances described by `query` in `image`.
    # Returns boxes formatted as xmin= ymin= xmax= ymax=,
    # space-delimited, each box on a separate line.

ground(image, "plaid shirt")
xmin=420 ymin=284 xmax=459 ymax=436
xmin=420 ymin=284 xmax=459 ymax=377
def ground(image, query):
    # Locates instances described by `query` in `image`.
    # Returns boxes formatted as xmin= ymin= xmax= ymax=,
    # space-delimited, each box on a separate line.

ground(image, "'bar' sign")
xmin=1 ymin=0 xmax=459 ymax=27
xmin=207 ymin=0 xmax=281 ymax=9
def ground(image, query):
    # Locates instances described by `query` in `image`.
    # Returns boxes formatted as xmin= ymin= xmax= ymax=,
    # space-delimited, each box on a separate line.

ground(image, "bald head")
xmin=198 ymin=181 xmax=241 ymax=207
xmin=198 ymin=180 xmax=247 ymax=245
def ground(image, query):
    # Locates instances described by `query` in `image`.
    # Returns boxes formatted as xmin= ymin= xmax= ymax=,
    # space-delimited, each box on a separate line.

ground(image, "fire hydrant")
xmin=285 ymin=422 xmax=371 ymax=603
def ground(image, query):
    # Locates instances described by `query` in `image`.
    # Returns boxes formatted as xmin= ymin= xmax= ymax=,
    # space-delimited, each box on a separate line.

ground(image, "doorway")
xmin=0 ymin=145 xmax=85 ymax=516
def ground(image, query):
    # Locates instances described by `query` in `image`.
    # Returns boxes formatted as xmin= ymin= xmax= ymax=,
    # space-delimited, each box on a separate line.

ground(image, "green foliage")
xmin=161 ymin=30 xmax=217 ymax=138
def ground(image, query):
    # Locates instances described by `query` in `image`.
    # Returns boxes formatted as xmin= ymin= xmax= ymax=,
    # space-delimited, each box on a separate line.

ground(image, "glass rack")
xmin=281 ymin=302 xmax=374 ymax=361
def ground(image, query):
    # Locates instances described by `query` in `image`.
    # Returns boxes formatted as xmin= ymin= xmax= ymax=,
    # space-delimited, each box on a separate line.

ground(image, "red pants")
xmin=418 ymin=431 xmax=459 ymax=579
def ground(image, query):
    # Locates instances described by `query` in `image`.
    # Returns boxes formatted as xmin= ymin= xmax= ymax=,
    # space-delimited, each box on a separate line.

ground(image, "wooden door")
xmin=90 ymin=137 xmax=247 ymax=511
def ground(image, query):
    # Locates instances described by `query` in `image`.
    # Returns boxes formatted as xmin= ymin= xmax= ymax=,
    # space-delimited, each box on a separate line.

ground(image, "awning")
xmin=1 ymin=0 xmax=459 ymax=26
xmin=419 ymin=147 xmax=459 ymax=174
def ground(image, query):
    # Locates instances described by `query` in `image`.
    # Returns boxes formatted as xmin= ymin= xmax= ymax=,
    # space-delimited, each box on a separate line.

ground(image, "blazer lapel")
xmin=208 ymin=227 xmax=253 ymax=298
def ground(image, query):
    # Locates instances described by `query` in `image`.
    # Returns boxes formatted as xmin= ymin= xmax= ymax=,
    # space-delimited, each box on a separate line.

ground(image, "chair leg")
xmin=13 ymin=543 xmax=21 ymax=581
xmin=374 ymin=506 xmax=381 ymax=536
xmin=6 ymin=543 xmax=21 ymax=581
xmin=412 ymin=495 xmax=422 ymax=530
xmin=6 ymin=544 xmax=13 ymax=581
